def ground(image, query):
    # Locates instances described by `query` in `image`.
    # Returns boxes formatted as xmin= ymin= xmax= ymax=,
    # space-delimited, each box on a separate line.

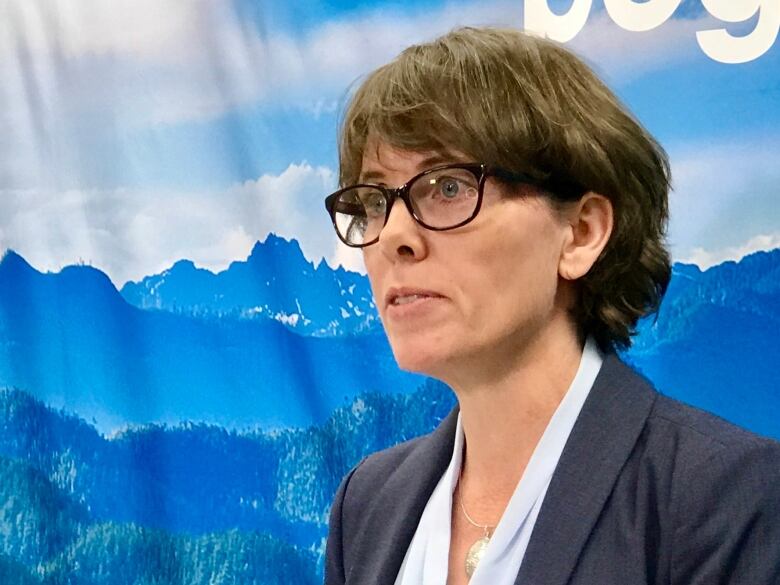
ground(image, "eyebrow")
xmin=359 ymin=152 xmax=460 ymax=184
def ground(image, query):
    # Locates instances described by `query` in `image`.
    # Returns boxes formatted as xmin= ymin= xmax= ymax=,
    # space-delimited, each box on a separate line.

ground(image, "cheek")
xmin=468 ymin=223 xmax=563 ymax=320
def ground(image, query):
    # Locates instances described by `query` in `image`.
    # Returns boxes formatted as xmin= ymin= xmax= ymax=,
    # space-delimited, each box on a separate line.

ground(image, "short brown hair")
xmin=339 ymin=27 xmax=671 ymax=351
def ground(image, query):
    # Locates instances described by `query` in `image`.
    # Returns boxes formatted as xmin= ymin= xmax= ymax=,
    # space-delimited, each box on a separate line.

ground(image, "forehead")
xmin=359 ymin=139 xmax=468 ymax=181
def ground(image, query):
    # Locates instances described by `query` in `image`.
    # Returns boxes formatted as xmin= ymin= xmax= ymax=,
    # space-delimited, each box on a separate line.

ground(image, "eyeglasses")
xmin=324 ymin=163 xmax=545 ymax=248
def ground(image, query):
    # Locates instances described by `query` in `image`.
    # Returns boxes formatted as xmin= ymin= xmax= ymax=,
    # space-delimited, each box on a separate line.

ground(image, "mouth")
xmin=385 ymin=288 xmax=445 ymax=308
xmin=391 ymin=293 xmax=434 ymax=306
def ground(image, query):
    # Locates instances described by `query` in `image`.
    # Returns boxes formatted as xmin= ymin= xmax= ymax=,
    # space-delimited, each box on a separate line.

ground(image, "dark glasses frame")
xmin=324 ymin=162 xmax=551 ymax=248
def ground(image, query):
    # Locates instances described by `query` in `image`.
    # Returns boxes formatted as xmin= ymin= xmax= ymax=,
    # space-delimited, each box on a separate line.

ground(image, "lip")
xmin=384 ymin=286 xmax=446 ymax=309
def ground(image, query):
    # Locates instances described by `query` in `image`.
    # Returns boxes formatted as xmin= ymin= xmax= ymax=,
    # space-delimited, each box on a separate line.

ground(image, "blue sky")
xmin=0 ymin=0 xmax=777 ymax=284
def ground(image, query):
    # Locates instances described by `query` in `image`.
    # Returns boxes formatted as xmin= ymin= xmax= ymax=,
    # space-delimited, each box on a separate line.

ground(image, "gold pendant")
xmin=465 ymin=535 xmax=490 ymax=578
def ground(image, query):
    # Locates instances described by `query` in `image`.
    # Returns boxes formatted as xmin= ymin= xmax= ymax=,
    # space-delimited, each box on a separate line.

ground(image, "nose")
xmin=377 ymin=198 xmax=427 ymax=260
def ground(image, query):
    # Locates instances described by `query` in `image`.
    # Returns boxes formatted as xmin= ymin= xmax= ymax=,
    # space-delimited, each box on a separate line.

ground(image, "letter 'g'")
xmin=698 ymin=0 xmax=780 ymax=63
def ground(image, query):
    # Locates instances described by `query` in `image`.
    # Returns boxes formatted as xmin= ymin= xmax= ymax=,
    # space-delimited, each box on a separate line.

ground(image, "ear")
xmin=558 ymin=192 xmax=613 ymax=281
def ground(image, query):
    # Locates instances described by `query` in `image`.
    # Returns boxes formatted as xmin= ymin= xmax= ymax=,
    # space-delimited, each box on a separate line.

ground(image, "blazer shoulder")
xmin=346 ymin=433 xmax=429 ymax=498
xmin=643 ymin=396 xmax=780 ymax=582
xmin=636 ymin=388 xmax=780 ymax=497
xmin=606 ymin=353 xmax=778 ymax=457
xmin=648 ymin=391 xmax=780 ymax=454
xmin=586 ymin=362 xmax=780 ymax=583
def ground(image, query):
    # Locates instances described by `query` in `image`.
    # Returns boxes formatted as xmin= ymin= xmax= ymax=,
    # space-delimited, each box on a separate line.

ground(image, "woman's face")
xmin=361 ymin=140 xmax=574 ymax=383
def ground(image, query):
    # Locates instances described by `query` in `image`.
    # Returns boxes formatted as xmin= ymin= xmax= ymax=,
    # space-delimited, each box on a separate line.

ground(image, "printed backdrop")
xmin=0 ymin=1 xmax=778 ymax=583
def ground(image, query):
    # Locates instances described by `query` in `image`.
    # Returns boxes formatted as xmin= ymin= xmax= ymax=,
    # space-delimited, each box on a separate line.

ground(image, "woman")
xmin=323 ymin=28 xmax=780 ymax=585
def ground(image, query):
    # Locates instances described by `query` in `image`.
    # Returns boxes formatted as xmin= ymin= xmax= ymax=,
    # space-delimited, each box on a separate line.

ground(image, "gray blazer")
xmin=324 ymin=354 xmax=780 ymax=584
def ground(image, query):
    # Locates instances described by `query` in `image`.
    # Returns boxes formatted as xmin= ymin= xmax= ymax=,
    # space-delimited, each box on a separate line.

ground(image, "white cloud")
xmin=0 ymin=163 xmax=350 ymax=286
xmin=0 ymin=0 xmax=200 ymax=61
xmin=681 ymin=233 xmax=780 ymax=270
xmin=332 ymin=243 xmax=367 ymax=274
xmin=0 ymin=0 xmax=485 ymax=130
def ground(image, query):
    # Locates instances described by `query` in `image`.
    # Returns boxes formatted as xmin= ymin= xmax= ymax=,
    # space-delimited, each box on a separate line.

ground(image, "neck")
xmin=448 ymin=318 xmax=584 ymax=502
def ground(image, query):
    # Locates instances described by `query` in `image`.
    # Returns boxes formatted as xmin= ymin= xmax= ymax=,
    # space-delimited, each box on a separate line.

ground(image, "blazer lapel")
xmin=347 ymin=408 xmax=459 ymax=585
xmin=514 ymin=354 xmax=658 ymax=585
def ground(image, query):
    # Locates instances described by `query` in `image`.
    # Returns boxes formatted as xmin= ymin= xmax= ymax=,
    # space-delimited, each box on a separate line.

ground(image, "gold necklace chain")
xmin=458 ymin=495 xmax=494 ymax=535
xmin=457 ymin=487 xmax=495 ymax=578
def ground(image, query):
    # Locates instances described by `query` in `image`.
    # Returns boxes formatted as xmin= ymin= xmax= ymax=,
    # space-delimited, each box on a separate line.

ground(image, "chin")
xmin=387 ymin=330 xmax=462 ymax=379
xmin=388 ymin=339 xmax=447 ymax=377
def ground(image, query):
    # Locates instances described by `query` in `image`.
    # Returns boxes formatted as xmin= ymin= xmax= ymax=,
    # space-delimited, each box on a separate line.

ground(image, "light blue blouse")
xmin=394 ymin=338 xmax=604 ymax=585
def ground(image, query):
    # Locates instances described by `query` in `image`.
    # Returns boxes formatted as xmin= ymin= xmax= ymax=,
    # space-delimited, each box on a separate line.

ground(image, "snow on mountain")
xmin=120 ymin=234 xmax=378 ymax=336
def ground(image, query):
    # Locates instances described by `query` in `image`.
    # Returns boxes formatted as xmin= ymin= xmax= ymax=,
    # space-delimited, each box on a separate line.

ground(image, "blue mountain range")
xmin=0 ymin=239 xmax=777 ymax=439
xmin=120 ymin=233 xmax=378 ymax=336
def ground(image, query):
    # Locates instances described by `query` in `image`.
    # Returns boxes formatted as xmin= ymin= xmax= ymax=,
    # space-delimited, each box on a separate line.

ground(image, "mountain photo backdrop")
xmin=1 ymin=0 xmax=778 ymax=583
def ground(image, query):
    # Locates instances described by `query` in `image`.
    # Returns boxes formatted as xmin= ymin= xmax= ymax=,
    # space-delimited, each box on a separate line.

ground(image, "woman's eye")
xmin=362 ymin=192 xmax=385 ymax=215
xmin=438 ymin=178 xmax=462 ymax=198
